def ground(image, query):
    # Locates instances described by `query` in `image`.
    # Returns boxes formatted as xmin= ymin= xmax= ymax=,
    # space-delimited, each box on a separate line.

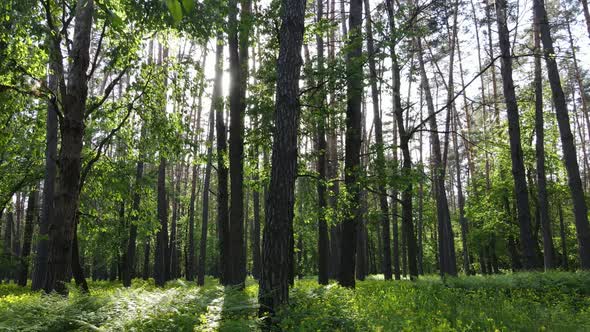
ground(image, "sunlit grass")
xmin=0 ymin=272 xmax=588 ymax=331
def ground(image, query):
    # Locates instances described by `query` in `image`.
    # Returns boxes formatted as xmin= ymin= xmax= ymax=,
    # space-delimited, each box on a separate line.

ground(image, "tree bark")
xmin=338 ymin=0 xmax=362 ymax=288
xmin=258 ymin=0 xmax=306 ymax=315
xmin=534 ymin=0 xmax=590 ymax=269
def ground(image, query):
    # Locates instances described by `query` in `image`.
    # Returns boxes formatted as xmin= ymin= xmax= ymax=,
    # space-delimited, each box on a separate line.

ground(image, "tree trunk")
xmin=417 ymin=37 xmax=457 ymax=277
xmin=216 ymin=32 xmax=230 ymax=285
xmin=123 ymin=158 xmax=143 ymax=287
xmin=580 ymin=0 xmax=590 ymax=40
xmin=566 ymin=18 xmax=590 ymax=180
xmin=198 ymin=34 xmax=223 ymax=286
xmin=313 ymin=0 xmax=330 ymax=286
xmin=227 ymin=0 xmax=251 ymax=286
xmin=533 ymin=17 xmax=555 ymax=270
xmin=18 ymin=190 xmax=36 ymax=286
xmin=558 ymin=203 xmax=569 ymax=270
xmin=32 ymin=69 xmax=57 ymax=291
xmin=142 ymin=239 xmax=150 ymax=280
xmin=45 ymin=0 xmax=94 ymax=294
xmin=338 ymin=0 xmax=362 ymax=288
xmin=495 ymin=0 xmax=540 ymax=270
xmin=365 ymin=0 xmax=391 ymax=281
xmin=154 ymin=157 xmax=169 ymax=286
xmin=258 ymin=0 xmax=306 ymax=315
xmin=534 ymin=0 xmax=590 ymax=269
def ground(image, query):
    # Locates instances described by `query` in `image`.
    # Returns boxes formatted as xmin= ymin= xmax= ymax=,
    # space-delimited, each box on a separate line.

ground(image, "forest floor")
xmin=0 ymin=272 xmax=589 ymax=331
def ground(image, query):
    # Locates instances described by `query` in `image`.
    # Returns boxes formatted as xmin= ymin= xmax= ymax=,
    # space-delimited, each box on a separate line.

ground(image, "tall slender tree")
xmin=339 ymin=0 xmax=363 ymax=288
xmin=534 ymin=0 xmax=590 ymax=269
xmin=198 ymin=35 xmax=223 ymax=286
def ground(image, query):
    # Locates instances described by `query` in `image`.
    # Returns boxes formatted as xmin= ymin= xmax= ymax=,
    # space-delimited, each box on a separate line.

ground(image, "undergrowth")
xmin=0 ymin=271 xmax=588 ymax=331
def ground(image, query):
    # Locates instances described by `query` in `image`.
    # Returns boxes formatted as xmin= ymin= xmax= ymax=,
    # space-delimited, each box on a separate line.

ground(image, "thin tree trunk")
xmin=533 ymin=17 xmax=555 ymax=270
xmin=417 ymin=37 xmax=457 ymax=277
xmin=18 ymin=190 xmax=37 ymax=286
xmin=198 ymin=35 xmax=223 ymax=286
xmin=365 ymin=0 xmax=391 ymax=281
xmin=580 ymin=0 xmax=590 ymax=40
xmin=566 ymin=18 xmax=590 ymax=177
xmin=312 ymin=0 xmax=330 ymax=286
xmin=32 ymin=68 xmax=57 ymax=291
xmin=142 ymin=239 xmax=150 ymax=280
xmin=154 ymin=157 xmax=169 ymax=286
xmin=123 ymin=158 xmax=142 ymax=287
xmin=558 ymin=203 xmax=569 ymax=269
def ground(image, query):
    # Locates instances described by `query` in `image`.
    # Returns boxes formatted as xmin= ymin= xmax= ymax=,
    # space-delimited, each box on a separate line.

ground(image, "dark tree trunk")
xmin=18 ymin=190 xmax=37 ymax=286
xmin=169 ymin=166 xmax=180 ymax=279
xmin=495 ymin=0 xmax=540 ymax=270
xmin=558 ymin=203 xmax=569 ymax=270
xmin=32 ymin=70 xmax=57 ymax=291
xmin=227 ymin=0 xmax=250 ymax=286
xmin=198 ymin=34 xmax=223 ymax=286
xmin=123 ymin=159 xmax=143 ymax=287
xmin=385 ymin=0 xmax=418 ymax=279
xmin=338 ymin=0 xmax=362 ymax=288
xmin=310 ymin=0 xmax=330 ymax=286
xmin=71 ymin=218 xmax=88 ymax=292
xmin=45 ymin=0 xmax=94 ymax=294
xmin=258 ymin=0 xmax=306 ymax=315
xmin=216 ymin=34 xmax=230 ymax=286
xmin=533 ymin=17 xmax=555 ymax=270
xmin=142 ymin=239 xmax=150 ymax=280
xmin=534 ymin=0 xmax=590 ymax=269
xmin=187 ymin=50 xmax=207 ymax=282
xmin=154 ymin=157 xmax=169 ymax=287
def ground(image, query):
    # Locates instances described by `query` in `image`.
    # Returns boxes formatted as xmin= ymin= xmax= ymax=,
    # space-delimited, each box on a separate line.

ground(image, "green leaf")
xmin=166 ymin=0 xmax=183 ymax=23
xmin=182 ymin=0 xmax=195 ymax=14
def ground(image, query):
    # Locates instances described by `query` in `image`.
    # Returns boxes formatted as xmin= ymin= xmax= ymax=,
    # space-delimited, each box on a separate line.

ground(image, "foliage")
xmin=1 ymin=272 xmax=589 ymax=331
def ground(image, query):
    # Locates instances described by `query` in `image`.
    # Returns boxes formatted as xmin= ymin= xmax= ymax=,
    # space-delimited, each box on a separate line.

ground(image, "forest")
xmin=1 ymin=0 xmax=590 ymax=330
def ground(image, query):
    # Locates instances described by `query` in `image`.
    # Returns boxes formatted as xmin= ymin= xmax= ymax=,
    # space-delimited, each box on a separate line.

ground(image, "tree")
xmin=314 ymin=0 xmax=330 ymax=286
xmin=259 ymin=0 xmax=306 ymax=315
xmin=365 ymin=0 xmax=391 ymax=281
xmin=495 ymin=0 xmax=540 ymax=270
xmin=17 ymin=189 xmax=37 ymax=286
xmin=44 ymin=0 xmax=95 ymax=294
xmin=534 ymin=0 xmax=590 ymax=269
xmin=198 ymin=34 xmax=223 ymax=286
xmin=339 ymin=0 xmax=362 ymax=288
xmin=533 ymin=13 xmax=555 ymax=270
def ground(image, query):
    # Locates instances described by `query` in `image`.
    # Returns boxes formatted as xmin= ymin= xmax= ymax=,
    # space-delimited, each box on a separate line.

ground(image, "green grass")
xmin=0 ymin=272 xmax=589 ymax=331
